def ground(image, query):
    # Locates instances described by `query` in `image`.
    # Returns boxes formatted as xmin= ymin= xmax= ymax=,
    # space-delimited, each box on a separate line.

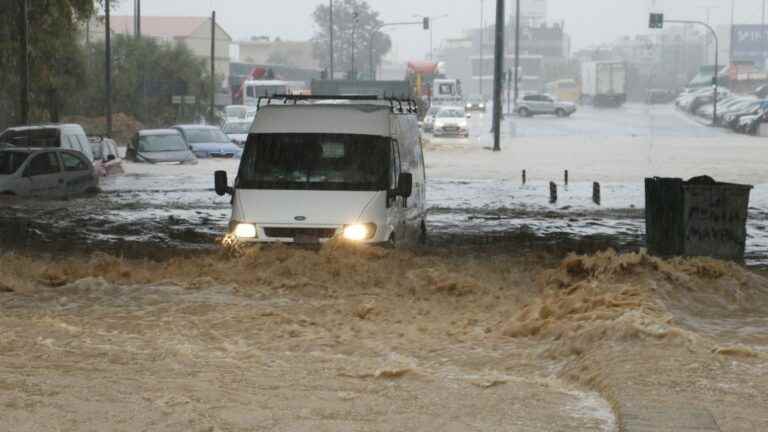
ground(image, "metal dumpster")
xmin=645 ymin=177 xmax=752 ymax=260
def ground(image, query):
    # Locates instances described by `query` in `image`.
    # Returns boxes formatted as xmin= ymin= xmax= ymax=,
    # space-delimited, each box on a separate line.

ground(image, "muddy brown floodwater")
xmin=1 ymin=244 xmax=767 ymax=431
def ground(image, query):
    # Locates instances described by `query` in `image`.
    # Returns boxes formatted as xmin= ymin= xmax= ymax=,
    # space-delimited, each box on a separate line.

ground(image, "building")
xmin=437 ymin=20 xmax=570 ymax=98
xmin=236 ymin=37 xmax=318 ymax=70
xmin=90 ymin=16 xmax=233 ymax=81
xmin=518 ymin=0 xmax=548 ymax=27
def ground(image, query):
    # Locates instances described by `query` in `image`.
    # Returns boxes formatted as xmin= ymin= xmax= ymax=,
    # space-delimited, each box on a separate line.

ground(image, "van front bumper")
xmin=228 ymin=222 xmax=385 ymax=244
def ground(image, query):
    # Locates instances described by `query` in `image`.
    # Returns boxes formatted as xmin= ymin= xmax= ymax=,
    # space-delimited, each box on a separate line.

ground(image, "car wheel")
xmin=555 ymin=108 xmax=566 ymax=117
xmin=519 ymin=107 xmax=531 ymax=117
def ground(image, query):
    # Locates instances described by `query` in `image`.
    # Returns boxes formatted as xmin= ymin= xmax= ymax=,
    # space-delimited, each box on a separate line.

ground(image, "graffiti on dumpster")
xmin=685 ymin=190 xmax=748 ymax=256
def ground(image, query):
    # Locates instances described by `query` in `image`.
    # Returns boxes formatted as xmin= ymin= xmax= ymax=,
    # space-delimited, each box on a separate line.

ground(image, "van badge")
xmin=294 ymin=216 xmax=306 ymax=221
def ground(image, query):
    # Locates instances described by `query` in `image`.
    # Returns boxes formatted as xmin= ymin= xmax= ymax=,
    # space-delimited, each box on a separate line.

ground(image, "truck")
xmin=431 ymin=78 xmax=463 ymax=106
xmin=580 ymin=61 xmax=627 ymax=107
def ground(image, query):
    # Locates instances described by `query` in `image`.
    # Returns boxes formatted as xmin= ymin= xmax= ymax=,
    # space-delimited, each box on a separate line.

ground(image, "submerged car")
xmin=0 ymin=124 xmax=95 ymax=162
xmin=0 ymin=148 xmax=99 ymax=197
xmin=222 ymin=121 xmax=252 ymax=147
xmin=173 ymin=125 xmax=243 ymax=158
xmin=432 ymin=107 xmax=470 ymax=138
xmin=126 ymin=129 xmax=197 ymax=164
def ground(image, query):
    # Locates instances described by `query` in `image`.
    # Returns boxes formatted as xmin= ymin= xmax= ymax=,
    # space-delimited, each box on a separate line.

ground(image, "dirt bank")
xmin=1 ymin=246 xmax=766 ymax=430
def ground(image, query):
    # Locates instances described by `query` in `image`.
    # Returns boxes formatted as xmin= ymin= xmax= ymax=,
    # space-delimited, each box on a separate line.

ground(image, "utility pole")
xmin=19 ymin=0 xmax=30 ymax=125
xmin=479 ymin=0 xmax=484 ymax=96
xmin=351 ymin=11 xmax=359 ymax=80
xmin=210 ymin=10 xmax=216 ymax=124
xmin=329 ymin=0 xmax=334 ymax=79
xmin=492 ymin=0 xmax=505 ymax=152
xmin=763 ymin=0 xmax=767 ymax=68
xmin=105 ymin=0 xmax=112 ymax=137
xmin=513 ymin=0 xmax=521 ymax=104
xmin=134 ymin=0 xmax=141 ymax=38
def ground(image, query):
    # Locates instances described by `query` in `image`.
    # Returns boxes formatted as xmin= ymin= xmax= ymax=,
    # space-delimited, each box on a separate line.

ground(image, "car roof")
xmin=0 ymin=147 xmax=76 ymax=154
xmin=4 ymin=124 xmax=83 ymax=132
xmin=438 ymin=106 xmax=465 ymax=111
xmin=138 ymin=129 xmax=182 ymax=136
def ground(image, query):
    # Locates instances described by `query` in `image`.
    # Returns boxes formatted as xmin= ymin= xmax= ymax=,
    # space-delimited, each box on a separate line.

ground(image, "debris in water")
xmin=712 ymin=345 xmax=759 ymax=358
xmin=354 ymin=303 xmax=376 ymax=320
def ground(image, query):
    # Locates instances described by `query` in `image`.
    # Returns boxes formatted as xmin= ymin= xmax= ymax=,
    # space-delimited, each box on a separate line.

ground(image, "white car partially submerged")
xmin=432 ymin=106 xmax=470 ymax=138
xmin=215 ymin=95 xmax=427 ymax=246
xmin=0 ymin=148 xmax=99 ymax=198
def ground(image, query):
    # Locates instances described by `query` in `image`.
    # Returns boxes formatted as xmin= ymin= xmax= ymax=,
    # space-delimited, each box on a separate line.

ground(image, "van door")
xmin=24 ymin=152 xmax=64 ymax=197
xmin=386 ymin=138 xmax=405 ymax=243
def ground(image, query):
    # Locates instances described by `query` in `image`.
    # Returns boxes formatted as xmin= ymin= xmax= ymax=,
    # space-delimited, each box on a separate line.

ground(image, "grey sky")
xmin=114 ymin=0 xmax=762 ymax=61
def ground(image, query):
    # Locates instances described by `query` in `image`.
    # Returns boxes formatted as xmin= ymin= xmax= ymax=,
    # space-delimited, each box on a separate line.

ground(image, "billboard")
xmin=732 ymin=25 xmax=768 ymax=67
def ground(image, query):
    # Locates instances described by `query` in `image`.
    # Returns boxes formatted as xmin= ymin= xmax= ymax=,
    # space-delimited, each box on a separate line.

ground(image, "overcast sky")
xmin=114 ymin=0 xmax=763 ymax=61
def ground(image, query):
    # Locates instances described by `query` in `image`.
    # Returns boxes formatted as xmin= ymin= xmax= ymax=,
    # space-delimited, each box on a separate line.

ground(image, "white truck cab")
xmin=215 ymin=96 xmax=427 ymax=246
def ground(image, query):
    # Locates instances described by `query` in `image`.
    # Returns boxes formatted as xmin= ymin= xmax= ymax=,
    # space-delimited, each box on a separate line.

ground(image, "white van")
xmin=0 ymin=124 xmax=95 ymax=162
xmin=214 ymin=96 xmax=427 ymax=246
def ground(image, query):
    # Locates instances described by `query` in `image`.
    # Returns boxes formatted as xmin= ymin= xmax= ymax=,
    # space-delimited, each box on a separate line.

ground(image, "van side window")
xmin=390 ymin=139 xmax=401 ymax=188
xmin=27 ymin=152 xmax=61 ymax=176
xmin=61 ymin=152 xmax=89 ymax=172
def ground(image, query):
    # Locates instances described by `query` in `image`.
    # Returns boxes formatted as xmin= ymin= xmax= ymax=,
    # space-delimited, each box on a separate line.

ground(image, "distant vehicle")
xmin=126 ymin=129 xmax=197 ymax=164
xmin=465 ymin=96 xmax=487 ymax=112
xmin=431 ymin=78 xmax=463 ymax=106
xmin=688 ymin=87 xmax=731 ymax=114
xmin=545 ymin=79 xmax=580 ymax=103
xmin=580 ymin=61 xmax=626 ymax=107
xmin=645 ymin=89 xmax=677 ymax=105
xmin=88 ymin=136 xmax=124 ymax=176
xmin=0 ymin=148 xmax=99 ymax=197
xmin=515 ymin=93 xmax=577 ymax=117
xmin=173 ymin=125 xmax=243 ymax=159
xmin=242 ymin=80 xmax=306 ymax=106
xmin=222 ymin=121 xmax=252 ymax=147
xmin=722 ymin=100 xmax=768 ymax=130
xmin=715 ymin=97 xmax=757 ymax=125
xmin=432 ymin=107 xmax=470 ymax=137
xmin=223 ymin=105 xmax=257 ymax=123
xmin=0 ymin=124 xmax=95 ymax=162
xmin=754 ymin=84 xmax=768 ymax=99
xmin=214 ymin=95 xmax=427 ymax=246
xmin=422 ymin=106 xmax=442 ymax=132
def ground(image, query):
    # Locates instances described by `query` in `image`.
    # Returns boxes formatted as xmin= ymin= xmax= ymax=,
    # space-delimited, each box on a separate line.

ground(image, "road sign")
xmin=183 ymin=95 xmax=196 ymax=104
xmin=649 ymin=13 xmax=664 ymax=29
xmin=171 ymin=95 xmax=182 ymax=104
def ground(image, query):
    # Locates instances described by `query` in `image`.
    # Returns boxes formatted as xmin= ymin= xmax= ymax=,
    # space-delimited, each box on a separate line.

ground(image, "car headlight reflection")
xmin=233 ymin=223 xmax=257 ymax=238
xmin=342 ymin=223 xmax=377 ymax=241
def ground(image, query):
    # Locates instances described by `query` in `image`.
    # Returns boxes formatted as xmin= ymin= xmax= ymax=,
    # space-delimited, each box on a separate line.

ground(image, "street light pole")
xmin=513 ymin=0 xmax=521 ymax=105
xmin=20 ymin=0 xmax=30 ymax=125
xmin=105 ymin=0 xmax=112 ymax=137
xmin=351 ymin=11 xmax=359 ymax=79
xmin=479 ymin=0 xmax=484 ymax=96
xmin=329 ymin=0 xmax=334 ymax=79
xmin=492 ymin=0 xmax=505 ymax=152
xmin=370 ymin=20 xmax=428 ymax=81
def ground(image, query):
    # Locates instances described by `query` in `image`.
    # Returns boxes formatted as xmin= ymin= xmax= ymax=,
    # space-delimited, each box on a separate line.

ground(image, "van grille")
xmin=263 ymin=227 xmax=337 ymax=239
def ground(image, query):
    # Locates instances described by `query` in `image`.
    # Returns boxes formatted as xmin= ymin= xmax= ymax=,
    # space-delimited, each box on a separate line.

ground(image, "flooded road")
xmin=2 ymin=103 xmax=768 ymax=430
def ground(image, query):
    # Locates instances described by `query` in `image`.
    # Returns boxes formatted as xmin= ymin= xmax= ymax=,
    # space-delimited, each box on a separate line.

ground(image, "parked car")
xmin=646 ymin=89 xmax=677 ymax=104
xmin=723 ymin=101 xmax=768 ymax=130
xmin=743 ymin=110 xmax=768 ymax=135
xmin=0 ymin=124 xmax=95 ymax=162
xmin=433 ymin=107 xmax=470 ymax=138
xmin=173 ymin=125 xmax=243 ymax=159
xmin=88 ymin=136 xmax=124 ymax=176
xmin=0 ymin=148 xmax=99 ymax=197
xmin=222 ymin=121 xmax=252 ymax=147
xmin=715 ymin=97 xmax=757 ymax=125
xmin=465 ymin=96 xmax=487 ymax=112
xmin=515 ymin=94 xmax=576 ymax=117
xmin=421 ymin=106 xmax=442 ymax=132
xmin=126 ymin=129 xmax=197 ymax=164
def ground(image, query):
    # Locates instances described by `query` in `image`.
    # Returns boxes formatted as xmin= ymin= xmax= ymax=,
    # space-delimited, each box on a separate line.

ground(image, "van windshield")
xmin=238 ymin=133 xmax=390 ymax=191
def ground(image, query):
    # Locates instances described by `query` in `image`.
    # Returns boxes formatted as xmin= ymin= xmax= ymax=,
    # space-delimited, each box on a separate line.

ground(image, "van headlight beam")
xmin=342 ymin=223 xmax=377 ymax=241
xmin=233 ymin=223 xmax=257 ymax=239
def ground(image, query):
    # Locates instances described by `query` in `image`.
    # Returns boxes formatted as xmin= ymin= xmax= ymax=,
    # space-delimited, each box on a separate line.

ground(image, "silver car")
xmin=0 ymin=148 xmax=99 ymax=198
xmin=515 ymin=94 xmax=577 ymax=117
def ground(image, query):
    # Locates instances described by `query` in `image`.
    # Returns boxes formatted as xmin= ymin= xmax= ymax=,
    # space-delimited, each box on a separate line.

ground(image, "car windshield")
xmin=223 ymin=123 xmax=251 ymax=134
xmin=238 ymin=133 xmax=390 ymax=191
xmin=0 ymin=151 xmax=31 ymax=175
xmin=437 ymin=109 xmax=465 ymax=118
xmin=183 ymin=128 xmax=230 ymax=144
xmin=246 ymin=85 xmax=287 ymax=98
xmin=139 ymin=134 xmax=188 ymax=152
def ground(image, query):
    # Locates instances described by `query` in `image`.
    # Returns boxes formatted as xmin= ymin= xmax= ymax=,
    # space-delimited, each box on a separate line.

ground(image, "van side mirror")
xmin=214 ymin=170 xmax=233 ymax=196
xmin=106 ymin=154 xmax=116 ymax=161
xmin=397 ymin=172 xmax=413 ymax=198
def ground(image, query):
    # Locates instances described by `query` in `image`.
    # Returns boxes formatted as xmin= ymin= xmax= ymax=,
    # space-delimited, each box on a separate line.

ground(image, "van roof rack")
xmin=257 ymin=94 xmax=419 ymax=114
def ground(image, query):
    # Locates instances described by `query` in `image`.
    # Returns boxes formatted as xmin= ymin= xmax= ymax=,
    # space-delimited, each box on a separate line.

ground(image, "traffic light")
xmin=423 ymin=17 xmax=430 ymax=30
xmin=649 ymin=13 xmax=664 ymax=29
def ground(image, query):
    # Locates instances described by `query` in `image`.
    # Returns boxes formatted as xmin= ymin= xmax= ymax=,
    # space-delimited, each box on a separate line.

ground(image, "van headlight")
xmin=232 ymin=223 xmax=257 ymax=239
xmin=342 ymin=223 xmax=377 ymax=241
